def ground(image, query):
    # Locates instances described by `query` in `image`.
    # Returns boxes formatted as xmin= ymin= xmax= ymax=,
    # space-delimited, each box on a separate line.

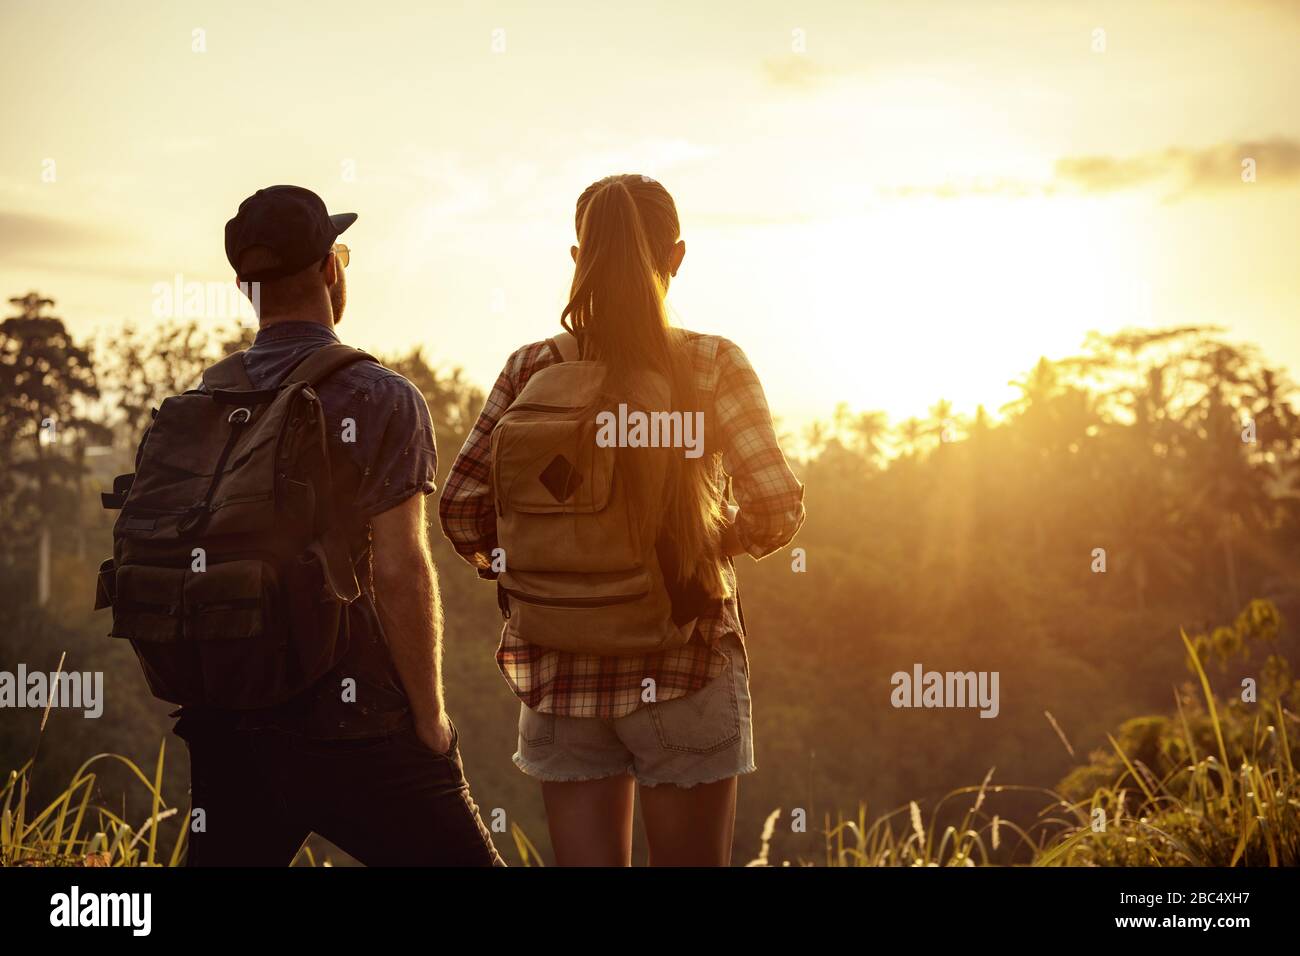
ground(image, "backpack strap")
xmin=549 ymin=331 xmax=580 ymax=363
xmin=202 ymin=350 xmax=255 ymax=391
xmin=283 ymin=343 xmax=376 ymax=596
xmin=285 ymin=342 xmax=376 ymax=388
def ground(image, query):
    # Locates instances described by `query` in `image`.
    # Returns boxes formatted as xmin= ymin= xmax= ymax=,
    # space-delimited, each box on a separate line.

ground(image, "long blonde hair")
xmin=561 ymin=174 xmax=727 ymax=596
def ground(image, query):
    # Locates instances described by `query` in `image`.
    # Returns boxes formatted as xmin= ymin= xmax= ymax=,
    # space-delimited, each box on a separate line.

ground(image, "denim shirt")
xmin=180 ymin=321 xmax=438 ymax=739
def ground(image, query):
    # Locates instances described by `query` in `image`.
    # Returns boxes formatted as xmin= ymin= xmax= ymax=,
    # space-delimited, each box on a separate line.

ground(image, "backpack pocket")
xmin=185 ymin=558 xmax=301 ymax=708
xmin=94 ymin=557 xmax=116 ymax=611
xmin=109 ymin=564 xmax=199 ymax=704
xmin=107 ymin=558 xmax=333 ymax=709
xmin=492 ymin=419 xmax=614 ymax=514
xmin=184 ymin=559 xmax=274 ymax=642
xmin=492 ymin=419 xmax=645 ymax=572
xmin=111 ymin=564 xmax=184 ymax=642
xmin=499 ymin=568 xmax=689 ymax=656
xmin=501 ymin=567 xmax=651 ymax=607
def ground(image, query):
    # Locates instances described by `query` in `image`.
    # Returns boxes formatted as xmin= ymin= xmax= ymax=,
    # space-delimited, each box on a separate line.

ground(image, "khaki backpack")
xmin=94 ymin=343 xmax=373 ymax=709
xmin=491 ymin=331 xmax=701 ymax=655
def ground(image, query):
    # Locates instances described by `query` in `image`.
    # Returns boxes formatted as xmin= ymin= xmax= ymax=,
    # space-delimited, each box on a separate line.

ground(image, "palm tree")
xmin=927 ymin=398 xmax=955 ymax=445
xmin=849 ymin=409 xmax=889 ymax=465
xmin=1002 ymin=357 xmax=1059 ymax=417
xmin=803 ymin=419 xmax=831 ymax=458
xmin=896 ymin=417 xmax=925 ymax=458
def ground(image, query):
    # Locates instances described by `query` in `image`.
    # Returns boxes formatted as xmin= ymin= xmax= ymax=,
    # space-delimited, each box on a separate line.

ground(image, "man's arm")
xmin=370 ymin=492 xmax=453 ymax=754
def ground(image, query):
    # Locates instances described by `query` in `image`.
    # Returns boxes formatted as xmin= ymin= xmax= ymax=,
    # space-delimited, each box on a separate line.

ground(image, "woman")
xmin=439 ymin=174 xmax=804 ymax=866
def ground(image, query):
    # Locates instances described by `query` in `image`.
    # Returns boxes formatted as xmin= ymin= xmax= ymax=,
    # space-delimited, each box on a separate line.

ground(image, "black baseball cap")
xmin=225 ymin=185 xmax=356 ymax=281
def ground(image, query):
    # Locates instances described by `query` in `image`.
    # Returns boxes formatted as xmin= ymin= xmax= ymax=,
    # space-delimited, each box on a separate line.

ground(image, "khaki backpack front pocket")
xmin=499 ymin=568 xmax=686 ymax=656
xmin=493 ymin=419 xmax=614 ymax=514
xmin=492 ymin=419 xmax=645 ymax=572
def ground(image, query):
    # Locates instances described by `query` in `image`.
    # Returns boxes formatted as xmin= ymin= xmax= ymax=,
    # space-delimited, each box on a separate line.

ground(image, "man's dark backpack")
xmin=94 ymin=344 xmax=374 ymax=709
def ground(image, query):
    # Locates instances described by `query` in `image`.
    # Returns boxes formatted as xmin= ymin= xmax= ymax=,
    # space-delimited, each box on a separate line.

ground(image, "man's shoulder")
xmin=304 ymin=348 xmax=435 ymax=436
xmin=318 ymin=348 xmax=422 ymax=399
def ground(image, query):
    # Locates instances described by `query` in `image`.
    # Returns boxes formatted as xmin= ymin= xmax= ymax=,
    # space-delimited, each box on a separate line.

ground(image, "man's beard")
xmin=329 ymin=276 xmax=347 ymax=324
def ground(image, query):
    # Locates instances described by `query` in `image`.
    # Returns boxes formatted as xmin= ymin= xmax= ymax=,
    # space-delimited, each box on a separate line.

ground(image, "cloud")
xmin=876 ymin=138 xmax=1300 ymax=201
xmin=0 ymin=210 xmax=117 ymax=254
xmin=761 ymin=55 xmax=834 ymax=91
xmin=0 ymin=211 xmax=157 ymax=279
xmin=1054 ymin=138 xmax=1300 ymax=195
xmin=878 ymin=179 xmax=1053 ymax=200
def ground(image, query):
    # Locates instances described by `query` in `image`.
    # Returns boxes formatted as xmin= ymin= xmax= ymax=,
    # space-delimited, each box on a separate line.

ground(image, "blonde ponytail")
xmin=562 ymin=175 xmax=727 ymax=596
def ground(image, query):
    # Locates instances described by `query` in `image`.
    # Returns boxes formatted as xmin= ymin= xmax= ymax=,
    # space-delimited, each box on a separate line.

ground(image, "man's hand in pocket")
xmin=415 ymin=712 xmax=455 ymax=755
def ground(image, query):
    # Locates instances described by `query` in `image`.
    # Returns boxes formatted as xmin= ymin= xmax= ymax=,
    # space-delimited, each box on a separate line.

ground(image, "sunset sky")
xmin=2 ymin=0 xmax=1298 ymax=434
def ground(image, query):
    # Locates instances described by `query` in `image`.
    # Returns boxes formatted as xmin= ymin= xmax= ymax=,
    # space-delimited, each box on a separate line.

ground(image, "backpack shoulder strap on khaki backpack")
xmin=202 ymin=350 xmax=255 ymax=391
xmin=547 ymin=331 xmax=580 ymax=363
xmin=285 ymin=342 xmax=376 ymax=387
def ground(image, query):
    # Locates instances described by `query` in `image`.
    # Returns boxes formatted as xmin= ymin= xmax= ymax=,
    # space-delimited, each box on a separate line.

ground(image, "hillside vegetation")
xmin=3 ymin=294 xmax=1298 ymax=865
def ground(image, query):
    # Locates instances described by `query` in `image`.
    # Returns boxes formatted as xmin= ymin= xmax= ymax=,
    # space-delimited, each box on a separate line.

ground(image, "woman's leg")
xmin=542 ymin=774 xmax=637 ymax=866
xmin=639 ymin=776 xmax=738 ymax=866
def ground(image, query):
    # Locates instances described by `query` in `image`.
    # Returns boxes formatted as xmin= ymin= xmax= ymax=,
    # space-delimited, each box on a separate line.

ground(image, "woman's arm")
xmin=438 ymin=351 xmax=522 ymax=575
xmin=714 ymin=339 xmax=806 ymax=559
xmin=720 ymin=503 xmax=745 ymax=557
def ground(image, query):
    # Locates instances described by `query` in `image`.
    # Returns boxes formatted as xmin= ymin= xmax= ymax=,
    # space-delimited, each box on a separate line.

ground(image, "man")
xmin=175 ymin=185 xmax=502 ymax=866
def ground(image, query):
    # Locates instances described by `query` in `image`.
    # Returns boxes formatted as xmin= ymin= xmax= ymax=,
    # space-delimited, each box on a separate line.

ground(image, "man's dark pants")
xmin=177 ymin=720 xmax=505 ymax=866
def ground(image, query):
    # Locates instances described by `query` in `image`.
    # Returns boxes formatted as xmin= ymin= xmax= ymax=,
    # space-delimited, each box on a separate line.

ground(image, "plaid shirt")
xmin=439 ymin=330 xmax=805 ymax=718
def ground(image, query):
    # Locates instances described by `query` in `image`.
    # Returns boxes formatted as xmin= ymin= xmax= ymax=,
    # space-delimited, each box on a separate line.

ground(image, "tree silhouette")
xmin=0 ymin=292 xmax=107 ymax=605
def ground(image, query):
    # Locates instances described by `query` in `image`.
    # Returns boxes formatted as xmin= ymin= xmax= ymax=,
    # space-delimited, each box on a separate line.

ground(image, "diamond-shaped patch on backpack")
xmin=538 ymin=454 xmax=582 ymax=502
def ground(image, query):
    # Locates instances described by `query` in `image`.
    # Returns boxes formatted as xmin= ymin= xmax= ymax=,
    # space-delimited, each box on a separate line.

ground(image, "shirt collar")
xmin=253 ymin=321 xmax=340 ymax=346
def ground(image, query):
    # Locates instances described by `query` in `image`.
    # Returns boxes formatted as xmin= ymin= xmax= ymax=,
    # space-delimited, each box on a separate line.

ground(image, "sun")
xmin=737 ymin=193 xmax=1153 ymax=425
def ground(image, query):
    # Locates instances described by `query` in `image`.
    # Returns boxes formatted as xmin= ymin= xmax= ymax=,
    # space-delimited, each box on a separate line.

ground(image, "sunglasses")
xmin=321 ymin=243 xmax=350 ymax=270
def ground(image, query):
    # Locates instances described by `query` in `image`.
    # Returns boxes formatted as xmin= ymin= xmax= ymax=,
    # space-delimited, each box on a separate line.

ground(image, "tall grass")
xmin=1 ymin=742 xmax=185 ymax=867
xmin=1031 ymin=631 xmax=1298 ymax=867
xmin=752 ymin=628 xmax=1300 ymax=867
xmin=6 ymin=624 xmax=1296 ymax=868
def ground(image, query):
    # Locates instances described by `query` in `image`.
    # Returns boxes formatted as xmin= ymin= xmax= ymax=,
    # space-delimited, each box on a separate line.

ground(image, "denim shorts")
xmin=514 ymin=634 xmax=756 ymax=788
